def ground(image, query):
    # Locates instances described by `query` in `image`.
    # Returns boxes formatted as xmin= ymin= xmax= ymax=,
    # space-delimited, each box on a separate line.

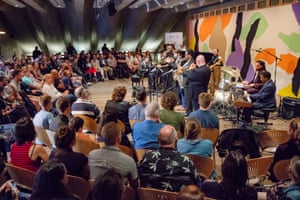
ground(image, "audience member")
xmin=132 ymin=101 xmax=165 ymax=149
xmin=268 ymin=118 xmax=300 ymax=182
xmin=187 ymin=54 xmax=210 ymax=111
xmin=89 ymin=122 xmax=138 ymax=190
xmin=71 ymin=86 xmax=100 ymax=120
xmin=92 ymin=168 xmax=124 ymax=200
xmin=277 ymin=156 xmax=300 ymax=200
xmin=177 ymin=118 xmax=213 ymax=157
xmin=189 ymin=92 xmax=219 ymax=129
xmin=102 ymin=85 xmax=131 ymax=146
xmin=41 ymin=74 xmax=69 ymax=103
xmin=128 ymin=86 xmax=147 ymax=121
xmin=33 ymin=94 xmax=53 ymax=129
xmin=69 ymin=116 xmax=96 ymax=142
xmin=10 ymin=117 xmax=49 ymax=172
xmin=177 ymin=185 xmax=205 ymax=200
xmin=139 ymin=125 xmax=198 ymax=192
xmin=201 ymin=150 xmax=258 ymax=199
xmin=160 ymin=91 xmax=185 ymax=137
xmin=30 ymin=159 xmax=80 ymax=200
xmin=49 ymin=97 xmax=71 ymax=132
xmin=50 ymin=126 xmax=89 ymax=180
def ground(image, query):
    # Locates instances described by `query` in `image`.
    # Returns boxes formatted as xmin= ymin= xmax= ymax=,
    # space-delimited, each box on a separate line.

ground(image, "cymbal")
xmin=222 ymin=66 xmax=241 ymax=77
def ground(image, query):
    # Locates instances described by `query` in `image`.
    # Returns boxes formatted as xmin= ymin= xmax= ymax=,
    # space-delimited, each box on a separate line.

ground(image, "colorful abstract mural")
xmin=188 ymin=2 xmax=300 ymax=98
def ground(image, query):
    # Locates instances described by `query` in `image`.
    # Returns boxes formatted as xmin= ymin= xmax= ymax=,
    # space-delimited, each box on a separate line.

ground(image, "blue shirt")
xmin=132 ymin=120 xmax=165 ymax=149
xmin=189 ymin=109 xmax=219 ymax=129
xmin=177 ymin=138 xmax=213 ymax=157
xmin=128 ymin=103 xmax=146 ymax=121
xmin=33 ymin=110 xmax=53 ymax=129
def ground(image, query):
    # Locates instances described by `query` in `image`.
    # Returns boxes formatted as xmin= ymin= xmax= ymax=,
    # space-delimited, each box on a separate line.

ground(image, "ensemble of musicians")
xmin=150 ymin=44 xmax=276 ymax=124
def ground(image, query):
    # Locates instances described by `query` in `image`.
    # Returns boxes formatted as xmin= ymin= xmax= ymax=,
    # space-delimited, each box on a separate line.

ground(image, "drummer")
xmin=243 ymin=60 xmax=266 ymax=94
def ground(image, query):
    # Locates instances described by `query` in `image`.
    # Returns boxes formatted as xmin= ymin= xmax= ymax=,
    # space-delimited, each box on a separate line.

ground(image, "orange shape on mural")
xmin=278 ymin=53 xmax=298 ymax=74
xmin=199 ymin=14 xmax=232 ymax=42
xmin=255 ymin=48 xmax=276 ymax=64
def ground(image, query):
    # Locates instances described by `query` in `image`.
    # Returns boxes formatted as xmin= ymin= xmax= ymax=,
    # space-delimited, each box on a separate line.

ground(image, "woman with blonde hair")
xmin=268 ymin=118 xmax=300 ymax=182
xmin=177 ymin=118 xmax=213 ymax=157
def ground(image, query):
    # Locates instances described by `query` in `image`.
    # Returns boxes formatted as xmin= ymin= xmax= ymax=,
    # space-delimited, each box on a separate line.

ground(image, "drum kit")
xmin=212 ymin=66 xmax=245 ymax=118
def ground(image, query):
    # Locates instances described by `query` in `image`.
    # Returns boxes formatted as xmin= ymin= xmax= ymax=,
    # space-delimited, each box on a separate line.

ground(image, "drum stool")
xmin=131 ymin=74 xmax=143 ymax=87
xmin=234 ymin=100 xmax=252 ymax=127
xmin=253 ymin=107 xmax=277 ymax=128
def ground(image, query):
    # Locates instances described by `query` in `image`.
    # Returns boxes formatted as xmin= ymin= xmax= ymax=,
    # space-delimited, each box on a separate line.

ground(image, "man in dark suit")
xmin=188 ymin=54 xmax=211 ymax=111
xmin=244 ymin=70 xmax=276 ymax=123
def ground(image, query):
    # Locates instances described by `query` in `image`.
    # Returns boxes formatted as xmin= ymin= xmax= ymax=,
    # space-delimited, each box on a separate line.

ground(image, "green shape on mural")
xmin=240 ymin=13 xmax=268 ymax=40
xmin=279 ymin=33 xmax=300 ymax=53
xmin=202 ymin=43 xmax=209 ymax=52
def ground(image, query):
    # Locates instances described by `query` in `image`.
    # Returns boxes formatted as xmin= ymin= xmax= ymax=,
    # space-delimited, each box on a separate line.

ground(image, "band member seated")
xmin=243 ymin=60 xmax=266 ymax=94
xmin=243 ymin=70 xmax=276 ymax=124
xmin=208 ymin=48 xmax=223 ymax=95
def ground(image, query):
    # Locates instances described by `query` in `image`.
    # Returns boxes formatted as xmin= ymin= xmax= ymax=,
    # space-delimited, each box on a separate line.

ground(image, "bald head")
xmin=195 ymin=54 xmax=206 ymax=67
xmin=158 ymin=125 xmax=177 ymax=147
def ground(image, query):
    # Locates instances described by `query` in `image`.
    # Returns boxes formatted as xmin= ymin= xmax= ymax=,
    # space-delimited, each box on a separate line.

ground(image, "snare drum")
xmin=219 ymin=79 xmax=232 ymax=91
xmin=214 ymin=90 xmax=232 ymax=105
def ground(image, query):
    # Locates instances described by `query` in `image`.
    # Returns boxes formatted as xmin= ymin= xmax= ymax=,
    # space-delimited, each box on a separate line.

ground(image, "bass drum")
xmin=214 ymin=90 xmax=232 ymax=105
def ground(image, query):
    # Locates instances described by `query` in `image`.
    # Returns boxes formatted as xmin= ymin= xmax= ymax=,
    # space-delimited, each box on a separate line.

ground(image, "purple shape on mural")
xmin=226 ymin=39 xmax=255 ymax=82
xmin=292 ymin=3 xmax=300 ymax=25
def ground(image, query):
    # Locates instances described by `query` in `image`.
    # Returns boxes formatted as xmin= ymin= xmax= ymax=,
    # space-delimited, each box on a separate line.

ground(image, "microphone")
xmin=251 ymin=48 xmax=261 ymax=52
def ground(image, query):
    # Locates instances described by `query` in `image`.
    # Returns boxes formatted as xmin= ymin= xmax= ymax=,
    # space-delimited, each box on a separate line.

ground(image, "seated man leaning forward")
xmin=88 ymin=121 xmax=138 ymax=190
xmin=138 ymin=125 xmax=198 ymax=192
xmin=132 ymin=101 xmax=165 ymax=149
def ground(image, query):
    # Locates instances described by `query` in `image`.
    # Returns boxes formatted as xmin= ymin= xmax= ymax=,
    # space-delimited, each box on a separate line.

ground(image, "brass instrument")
xmin=209 ymin=56 xmax=223 ymax=71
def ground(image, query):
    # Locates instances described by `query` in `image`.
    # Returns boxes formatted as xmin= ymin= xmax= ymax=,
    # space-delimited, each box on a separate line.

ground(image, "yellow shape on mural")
xmin=255 ymin=48 xmax=276 ymax=64
xmin=278 ymin=84 xmax=300 ymax=98
xmin=199 ymin=14 xmax=232 ymax=42
xmin=278 ymin=53 xmax=298 ymax=74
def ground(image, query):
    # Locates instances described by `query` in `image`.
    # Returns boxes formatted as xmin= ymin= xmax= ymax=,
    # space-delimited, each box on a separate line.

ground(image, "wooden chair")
xmin=135 ymin=149 xmax=149 ymax=162
xmin=34 ymin=126 xmax=52 ymax=147
xmin=5 ymin=163 xmax=36 ymax=191
xmin=123 ymin=186 xmax=137 ymax=200
xmin=273 ymin=159 xmax=291 ymax=181
xmin=73 ymin=137 xmax=100 ymax=155
xmin=200 ymin=128 xmax=219 ymax=162
xmin=118 ymin=144 xmax=136 ymax=160
xmin=246 ymin=156 xmax=273 ymax=179
xmin=73 ymin=114 xmax=98 ymax=135
xmin=258 ymin=130 xmax=290 ymax=154
xmin=66 ymin=175 xmax=91 ymax=200
xmin=137 ymin=187 xmax=178 ymax=200
xmin=187 ymin=155 xmax=214 ymax=179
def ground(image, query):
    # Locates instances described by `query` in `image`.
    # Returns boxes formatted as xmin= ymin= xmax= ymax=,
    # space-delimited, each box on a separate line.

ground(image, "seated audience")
xmin=71 ymin=86 xmax=100 ymax=120
xmin=177 ymin=118 xmax=213 ymax=157
xmin=177 ymin=185 xmax=205 ymax=200
xmin=128 ymin=86 xmax=147 ymax=121
xmin=30 ymin=159 xmax=80 ymax=200
xmin=139 ymin=125 xmax=198 ymax=192
xmin=69 ymin=116 xmax=96 ymax=141
xmin=132 ymin=101 xmax=165 ymax=149
xmin=268 ymin=118 xmax=300 ymax=182
xmin=201 ymin=150 xmax=258 ymax=200
xmin=10 ymin=117 xmax=49 ymax=172
xmin=189 ymin=92 xmax=219 ymax=129
xmin=49 ymin=97 xmax=71 ymax=132
xmin=50 ymin=126 xmax=89 ymax=180
xmin=102 ymin=85 xmax=132 ymax=147
xmin=42 ymin=73 xmax=69 ymax=103
xmin=33 ymin=94 xmax=53 ymax=129
xmin=244 ymin=70 xmax=276 ymax=123
xmin=159 ymin=91 xmax=185 ymax=137
xmin=92 ymin=168 xmax=124 ymax=200
xmin=277 ymin=156 xmax=300 ymax=200
xmin=89 ymin=122 xmax=138 ymax=190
